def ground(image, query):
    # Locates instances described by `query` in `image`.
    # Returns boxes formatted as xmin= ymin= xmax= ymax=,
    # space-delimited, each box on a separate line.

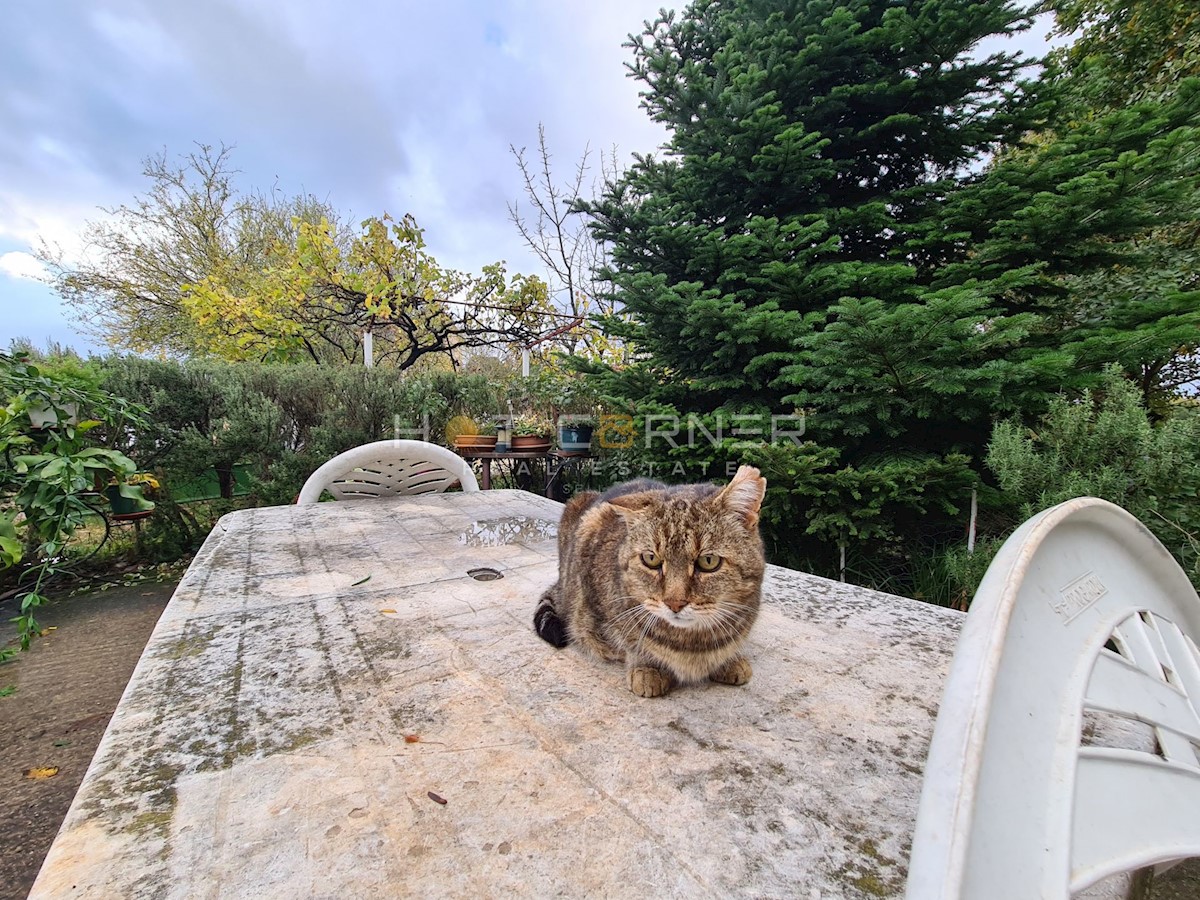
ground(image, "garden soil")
xmin=1 ymin=579 xmax=1197 ymax=899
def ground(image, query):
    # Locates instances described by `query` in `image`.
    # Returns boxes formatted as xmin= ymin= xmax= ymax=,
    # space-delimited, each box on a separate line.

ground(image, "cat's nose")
xmin=664 ymin=596 xmax=688 ymax=613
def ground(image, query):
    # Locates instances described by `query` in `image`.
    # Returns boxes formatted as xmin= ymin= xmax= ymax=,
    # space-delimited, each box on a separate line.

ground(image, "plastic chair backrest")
xmin=906 ymin=497 xmax=1200 ymax=899
xmin=296 ymin=440 xmax=479 ymax=504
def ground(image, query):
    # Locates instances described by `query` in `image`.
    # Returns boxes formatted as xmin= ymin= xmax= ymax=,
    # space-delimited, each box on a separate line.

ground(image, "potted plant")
xmin=451 ymin=419 xmax=497 ymax=452
xmin=557 ymin=415 xmax=595 ymax=454
xmin=511 ymin=413 xmax=553 ymax=452
xmin=105 ymin=473 xmax=158 ymax=517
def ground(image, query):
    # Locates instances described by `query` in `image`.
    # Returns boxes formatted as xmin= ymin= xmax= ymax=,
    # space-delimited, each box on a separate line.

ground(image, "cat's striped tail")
xmin=534 ymin=584 xmax=570 ymax=648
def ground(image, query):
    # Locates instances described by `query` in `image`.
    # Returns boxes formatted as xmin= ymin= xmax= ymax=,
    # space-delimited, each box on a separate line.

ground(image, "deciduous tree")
xmin=42 ymin=146 xmax=553 ymax=368
xmin=508 ymin=125 xmax=628 ymax=364
xmin=1048 ymin=0 xmax=1200 ymax=107
xmin=40 ymin=144 xmax=333 ymax=356
xmin=184 ymin=212 xmax=551 ymax=367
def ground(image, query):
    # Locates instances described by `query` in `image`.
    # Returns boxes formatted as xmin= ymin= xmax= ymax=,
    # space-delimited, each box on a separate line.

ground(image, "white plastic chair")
xmin=297 ymin=440 xmax=479 ymax=504
xmin=907 ymin=497 xmax=1200 ymax=899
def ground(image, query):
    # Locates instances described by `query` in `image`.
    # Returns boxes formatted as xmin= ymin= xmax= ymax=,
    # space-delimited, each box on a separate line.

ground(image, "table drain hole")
xmin=468 ymin=567 xmax=503 ymax=581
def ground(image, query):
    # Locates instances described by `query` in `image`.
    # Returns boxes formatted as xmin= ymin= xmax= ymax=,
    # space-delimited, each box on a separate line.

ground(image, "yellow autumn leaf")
xmin=25 ymin=766 xmax=60 ymax=779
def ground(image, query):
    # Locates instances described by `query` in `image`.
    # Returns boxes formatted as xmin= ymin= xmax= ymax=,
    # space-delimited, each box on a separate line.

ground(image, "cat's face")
xmin=611 ymin=466 xmax=766 ymax=632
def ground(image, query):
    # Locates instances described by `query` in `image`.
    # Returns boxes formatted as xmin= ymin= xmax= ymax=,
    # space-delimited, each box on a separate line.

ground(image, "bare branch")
xmin=507 ymin=125 xmax=631 ymax=361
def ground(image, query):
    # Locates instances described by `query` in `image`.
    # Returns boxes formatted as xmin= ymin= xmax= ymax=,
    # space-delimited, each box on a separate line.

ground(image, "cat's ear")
xmin=718 ymin=465 xmax=767 ymax=528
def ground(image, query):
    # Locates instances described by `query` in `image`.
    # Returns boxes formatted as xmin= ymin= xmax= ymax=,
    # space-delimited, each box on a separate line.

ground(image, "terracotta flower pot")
xmin=453 ymin=434 xmax=498 ymax=451
xmin=510 ymin=435 xmax=552 ymax=452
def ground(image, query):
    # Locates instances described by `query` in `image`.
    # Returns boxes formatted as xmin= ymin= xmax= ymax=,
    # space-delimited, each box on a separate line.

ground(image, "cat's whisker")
xmin=704 ymin=613 xmax=736 ymax=643
xmin=615 ymin=605 xmax=648 ymax=628
xmin=705 ymin=608 xmax=744 ymax=643
xmin=612 ymin=603 xmax=650 ymax=627
xmin=634 ymin=609 xmax=658 ymax=657
xmin=615 ymin=605 xmax=656 ymax=651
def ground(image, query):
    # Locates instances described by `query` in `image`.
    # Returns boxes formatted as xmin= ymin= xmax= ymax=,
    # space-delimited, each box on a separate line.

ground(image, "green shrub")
xmin=986 ymin=368 xmax=1200 ymax=586
xmin=0 ymin=352 xmax=151 ymax=652
xmin=92 ymin=355 xmax=585 ymax=517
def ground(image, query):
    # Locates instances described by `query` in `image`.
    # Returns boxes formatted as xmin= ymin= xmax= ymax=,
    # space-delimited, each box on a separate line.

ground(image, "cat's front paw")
xmin=709 ymin=656 xmax=752 ymax=686
xmin=628 ymin=666 xmax=674 ymax=698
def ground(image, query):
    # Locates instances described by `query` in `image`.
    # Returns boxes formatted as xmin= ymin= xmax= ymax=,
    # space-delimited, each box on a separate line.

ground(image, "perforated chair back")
xmin=907 ymin=497 xmax=1200 ymax=899
xmin=297 ymin=440 xmax=479 ymax=504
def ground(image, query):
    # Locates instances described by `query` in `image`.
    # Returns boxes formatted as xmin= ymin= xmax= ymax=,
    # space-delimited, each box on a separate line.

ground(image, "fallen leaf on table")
xmin=380 ymin=608 xmax=396 ymax=614
xmin=404 ymin=734 xmax=421 ymax=743
xmin=427 ymin=791 xmax=447 ymax=805
xmin=351 ymin=574 xmax=372 ymax=586
xmin=25 ymin=766 xmax=60 ymax=779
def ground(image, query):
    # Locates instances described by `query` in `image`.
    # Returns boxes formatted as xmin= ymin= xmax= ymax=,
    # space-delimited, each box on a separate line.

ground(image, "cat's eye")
xmin=696 ymin=553 xmax=722 ymax=573
xmin=640 ymin=551 xmax=664 ymax=569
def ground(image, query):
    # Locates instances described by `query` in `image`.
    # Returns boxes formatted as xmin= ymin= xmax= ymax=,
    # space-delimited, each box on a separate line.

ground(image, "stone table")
xmin=31 ymin=490 xmax=965 ymax=899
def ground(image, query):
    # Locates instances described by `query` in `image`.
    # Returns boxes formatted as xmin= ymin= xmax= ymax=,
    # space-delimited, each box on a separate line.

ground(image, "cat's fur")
xmin=534 ymin=465 xmax=767 ymax=697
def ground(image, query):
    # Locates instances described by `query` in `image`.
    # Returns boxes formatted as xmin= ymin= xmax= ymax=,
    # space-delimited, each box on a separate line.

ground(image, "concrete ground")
xmin=1154 ymin=865 xmax=1200 ymax=900
xmin=1 ymin=577 xmax=1196 ymax=899
xmin=0 ymin=581 xmax=174 ymax=900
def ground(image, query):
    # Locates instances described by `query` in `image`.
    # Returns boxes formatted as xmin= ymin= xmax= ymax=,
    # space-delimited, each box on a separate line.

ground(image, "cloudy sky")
xmin=0 ymin=1 xmax=1060 ymax=355
xmin=0 ymin=0 xmax=676 ymax=352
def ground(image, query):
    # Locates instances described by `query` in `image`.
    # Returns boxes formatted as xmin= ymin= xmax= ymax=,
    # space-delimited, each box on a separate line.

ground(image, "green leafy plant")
xmin=511 ymin=413 xmax=553 ymax=437
xmin=1 ymin=352 xmax=150 ymax=655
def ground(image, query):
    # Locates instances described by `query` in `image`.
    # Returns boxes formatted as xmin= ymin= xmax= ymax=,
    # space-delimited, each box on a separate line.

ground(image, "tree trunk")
xmin=215 ymin=463 xmax=235 ymax=500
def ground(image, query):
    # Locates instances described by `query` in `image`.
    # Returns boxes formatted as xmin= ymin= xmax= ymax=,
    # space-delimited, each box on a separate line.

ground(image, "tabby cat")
xmin=534 ymin=465 xmax=767 ymax=697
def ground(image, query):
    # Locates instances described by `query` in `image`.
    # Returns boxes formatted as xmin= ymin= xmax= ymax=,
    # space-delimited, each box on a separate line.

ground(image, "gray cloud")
xmin=0 ymin=0 xmax=1055 ymax=350
xmin=0 ymin=0 xmax=670 ymax=348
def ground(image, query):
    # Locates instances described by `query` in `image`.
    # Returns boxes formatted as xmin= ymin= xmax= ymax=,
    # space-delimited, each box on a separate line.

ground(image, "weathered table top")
xmin=31 ymin=490 xmax=966 ymax=899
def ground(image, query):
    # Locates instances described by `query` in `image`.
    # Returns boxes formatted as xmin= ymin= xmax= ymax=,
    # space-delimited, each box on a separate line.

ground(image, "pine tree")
xmin=586 ymin=0 xmax=1200 ymax=580
xmin=588 ymin=0 xmax=1043 ymax=408
xmin=591 ymin=0 xmax=1200 ymax=449
xmin=1040 ymin=0 xmax=1200 ymax=409
xmin=795 ymin=81 xmax=1200 ymax=446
